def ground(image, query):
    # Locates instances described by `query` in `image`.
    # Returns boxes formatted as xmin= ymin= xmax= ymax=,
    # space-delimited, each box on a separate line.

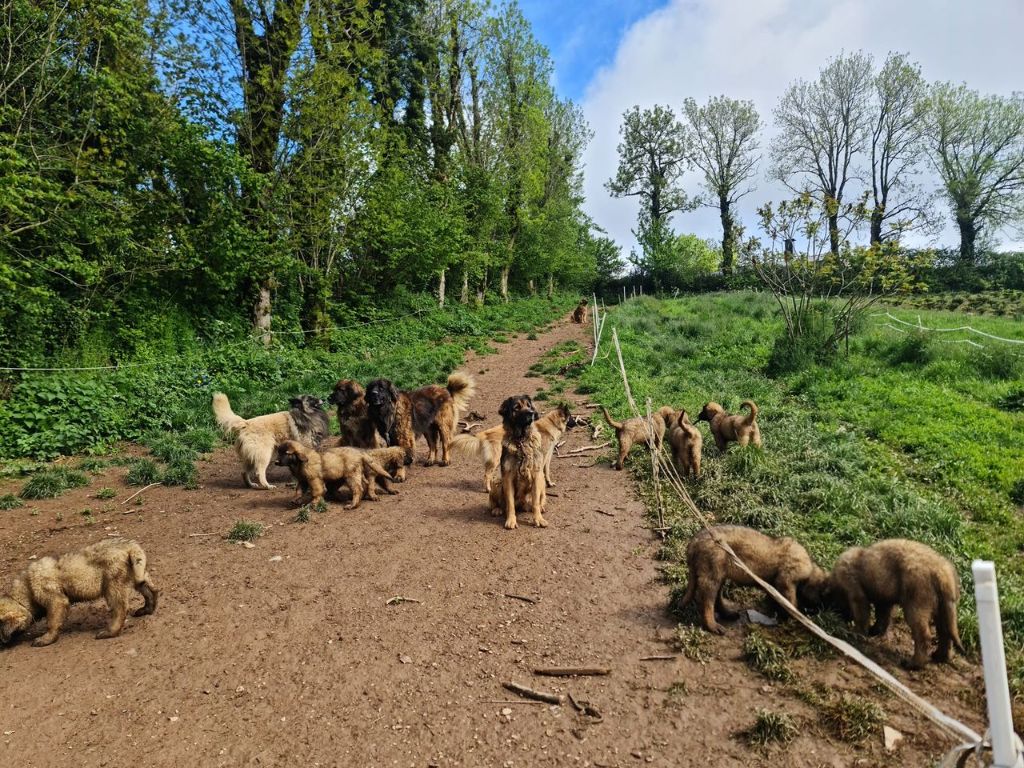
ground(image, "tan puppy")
xmin=275 ymin=441 xmax=393 ymax=509
xmin=360 ymin=446 xmax=407 ymax=499
xmin=668 ymin=409 xmax=703 ymax=478
xmin=327 ymin=379 xmax=385 ymax=448
xmin=678 ymin=525 xmax=827 ymax=634
xmin=829 ymin=539 xmax=966 ymax=669
xmin=601 ymin=405 xmax=676 ymax=470
xmin=0 ymin=538 xmax=158 ymax=647
xmin=452 ymin=403 xmax=576 ymax=492
xmin=571 ymin=299 xmax=589 ymax=324
xmin=697 ymin=400 xmax=761 ymax=452
xmin=488 ymin=395 xmax=547 ymax=530
xmin=213 ymin=392 xmax=330 ymax=489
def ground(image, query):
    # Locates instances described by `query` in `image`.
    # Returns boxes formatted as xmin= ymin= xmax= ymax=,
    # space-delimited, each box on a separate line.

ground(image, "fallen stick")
xmin=481 ymin=700 xmax=548 ymax=706
xmin=534 ymin=667 xmax=610 ymax=677
xmin=385 ymin=596 xmax=422 ymax=606
xmin=459 ymin=421 xmax=483 ymax=432
xmin=120 ymin=482 xmax=161 ymax=505
xmin=554 ymin=442 xmax=610 ymax=457
xmin=503 ymin=593 xmax=538 ymax=605
xmin=568 ymin=692 xmax=604 ymax=722
xmin=189 ymin=533 xmax=217 ymax=537
xmin=595 ymin=509 xmax=615 ymax=517
xmin=640 ymin=655 xmax=677 ymax=662
xmin=501 ymin=681 xmax=565 ymax=705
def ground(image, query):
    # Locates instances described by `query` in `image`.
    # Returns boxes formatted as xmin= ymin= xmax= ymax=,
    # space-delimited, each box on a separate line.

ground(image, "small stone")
xmin=242 ymin=542 xmax=256 ymax=549
xmin=501 ymin=708 xmax=513 ymax=716
xmin=269 ymin=555 xmax=282 ymax=562
xmin=169 ymin=716 xmax=179 ymax=723
xmin=631 ymin=751 xmax=643 ymax=759
xmin=236 ymin=686 xmax=245 ymax=693
xmin=399 ymin=654 xmax=412 ymax=664
xmin=883 ymin=725 xmax=904 ymax=752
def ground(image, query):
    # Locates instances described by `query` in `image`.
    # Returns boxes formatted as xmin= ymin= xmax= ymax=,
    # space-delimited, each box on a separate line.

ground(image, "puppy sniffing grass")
xmin=697 ymin=400 xmax=762 ymax=452
xmin=0 ymin=538 xmax=157 ymax=647
xmin=601 ymin=405 xmax=676 ymax=470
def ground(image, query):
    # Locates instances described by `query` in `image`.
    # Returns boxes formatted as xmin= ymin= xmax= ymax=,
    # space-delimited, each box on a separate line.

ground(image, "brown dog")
xmin=327 ymin=379 xmax=385 ymax=449
xmin=697 ymin=400 xmax=761 ymax=452
xmin=213 ymin=392 xmax=330 ymax=489
xmin=668 ymin=409 xmax=703 ymax=477
xmin=275 ymin=441 xmax=393 ymax=509
xmin=365 ymin=372 xmax=477 ymax=475
xmin=0 ymin=538 xmax=158 ymax=647
xmin=678 ymin=525 xmax=827 ymax=634
xmin=360 ymin=446 xmax=408 ymax=499
xmin=829 ymin=539 xmax=966 ymax=669
xmin=571 ymin=299 xmax=589 ymax=324
xmin=488 ymin=395 xmax=547 ymax=530
xmin=452 ymin=403 xmax=576 ymax=492
xmin=601 ymin=405 xmax=676 ymax=470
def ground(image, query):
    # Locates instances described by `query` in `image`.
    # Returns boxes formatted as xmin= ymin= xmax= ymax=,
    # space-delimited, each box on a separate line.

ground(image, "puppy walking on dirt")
xmin=601 ymin=405 xmax=676 ymax=470
xmin=829 ymin=539 xmax=966 ymax=669
xmin=276 ymin=441 xmax=395 ymax=509
xmin=213 ymin=393 xmax=330 ymax=489
xmin=0 ymin=538 xmax=158 ymax=647
xmin=667 ymin=409 xmax=703 ymax=478
xmin=697 ymin=400 xmax=762 ymax=452
xmin=678 ymin=525 xmax=827 ymax=634
xmin=489 ymin=395 xmax=548 ymax=530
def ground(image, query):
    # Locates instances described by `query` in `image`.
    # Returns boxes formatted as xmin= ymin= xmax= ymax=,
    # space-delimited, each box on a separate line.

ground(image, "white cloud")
xmin=581 ymin=0 xmax=1024 ymax=255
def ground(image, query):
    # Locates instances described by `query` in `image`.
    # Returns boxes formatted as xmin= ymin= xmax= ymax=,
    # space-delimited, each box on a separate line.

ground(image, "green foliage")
xmin=125 ymin=459 xmax=161 ymax=487
xmin=161 ymin=459 xmax=198 ymax=489
xmin=0 ymin=494 xmax=23 ymax=509
xmin=20 ymin=468 xmax=90 ymax=500
xmin=743 ymin=630 xmax=794 ymax=683
xmin=818 ymin=693 xmax=885 ymax=743
xmin=94 ymin=487 xmax=117 ymax=500
xmin=743 ymin=709 xmax=800 ymax=749
xmin=227 ymin=520 xmax=265 ymax=542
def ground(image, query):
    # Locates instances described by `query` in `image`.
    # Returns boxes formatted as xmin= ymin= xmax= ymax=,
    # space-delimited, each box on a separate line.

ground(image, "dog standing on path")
xmin=488 ymin=395 xmax=547 ymax=530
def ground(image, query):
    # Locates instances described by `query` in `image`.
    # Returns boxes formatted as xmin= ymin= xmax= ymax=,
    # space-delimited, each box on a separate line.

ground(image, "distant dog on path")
xmin=697 ymin=400 xmax=761 ymax=452
xmin=571 ymin=299 xmax=589 ymax=324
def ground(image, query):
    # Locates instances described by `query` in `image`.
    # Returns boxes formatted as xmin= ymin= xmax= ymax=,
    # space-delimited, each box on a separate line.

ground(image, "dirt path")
xmin=0 ymin=320 xmax=985 ymax=767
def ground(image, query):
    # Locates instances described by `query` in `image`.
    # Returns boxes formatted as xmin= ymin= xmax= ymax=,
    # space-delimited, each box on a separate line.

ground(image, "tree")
xmin=924 ymin=84 xmax=1024 ymax=264
xmin=870 ymin=53 xmax=932 ymax=244
xmin=771 ymin=52 xmax=874 ymax=255
xmin=682 ymin=96 xmax=760 ymax=274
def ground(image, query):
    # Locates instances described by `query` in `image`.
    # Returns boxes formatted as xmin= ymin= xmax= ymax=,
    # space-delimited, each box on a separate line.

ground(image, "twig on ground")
xmin=502 ymin=681 xmax=565 ymax=705
xmin=640 ymin=655 xmax=677 ymax=662
xmin=534 ymin=667 xmax=610 ymax=677
xmin=188 ymin=533 xmax=217 ymax=537
xmin=595 ymin=509 xmax=615 ymax=517
xmin=481 ymin=700 xmax=548 ymax=706
xmin=459 ymin=421 xmax=483 ymax=432
xmin=503 ymin=593 xmax=538 ymax=605
xmin=568 ymin=692 xmax=604 ymax=722
xmin=385 ymin=596 xmax=422 ymax=606
xmin=555 ymin=442 xmax=610 ymax=457
xmin=121 ymin=482 xmax=161 ymax=505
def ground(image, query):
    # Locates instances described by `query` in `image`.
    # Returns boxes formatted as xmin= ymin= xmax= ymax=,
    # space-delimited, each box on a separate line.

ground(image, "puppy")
xmin=213 ymin=392 xmax=330 ymax=489
xmin=697 ymin=400 xmax=761 ymax=452
xmin=601 ymin=405 xmax=676 ymax=470
xmin=275 ymin=440 xmax=393 ymax=509
xmin=678 ymin=525 xmax=827 ymax=635
xmin=452 ymin=403 xmax=577 ymax=492
xmin=327 ymin=379 xmax=385 ymax=449
xmin=571 ymin=299 xmax=589 ymax=324
xmin=829 ymin=539 xmax=965 ymax=669
xmin=365 ymin=372 xmax=476 ymax=474
xmin=0 ymin=538 xmax=158 ymax=647
xmin=488 ymin=395 xmax=547 ymax=530
xmin=668 ymin=409 xmax=703 ymax=478
xmin=360 ymin=446 xmax=408 ymax=499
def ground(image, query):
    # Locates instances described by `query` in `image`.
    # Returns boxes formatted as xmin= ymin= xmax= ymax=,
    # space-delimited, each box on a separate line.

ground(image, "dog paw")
xmin=504 ymin=518 xmax=518 ymax=530
xmin=32 ymin=635 xmax=57 ymax=647
xmin=95 ymin=629 xmax=119 ymax=640
xmin=709 ymin=625 xmax=726 ymax=636
xmin=133 ymin=607 xmax=153 ymax=617
xmin=438 ymin=459 xmax=450 ymax=467
xmin=533 ymin=516 xmax=548 ymax=528
xmin=900 ymin=657 xmax=926 ymax=671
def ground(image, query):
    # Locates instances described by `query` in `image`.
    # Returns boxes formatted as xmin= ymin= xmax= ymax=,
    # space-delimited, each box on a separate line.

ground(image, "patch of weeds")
xmin=663 ymin=681 xmax=688 ymax=707
xmin=819 ymin=692 xmax=885 ymax=743
xmin=94 ymin=487 xmax=117 ymax=500
xmin=672 ymin=624 xmax=713 ymax=664
xmin=743 ymin=630 xmax=794 ymax=682
xmin=183 ymin=427 xmax=218 ymax=453
xmin=227 ymin=519 xmax=265 ymax=542
xmin=162 ymin=459 xmax=198 ymax=489
xmin=0 ymin=493 xmax=24 ymax=509
xmin=1011 ymin=479 xmax=1024 ymax=507
xmin=125 ymin=459 xmax=161 ymax=486
xmin=20 ymin=467 xmax=90 ymax=499
xmin=527 ymin=332 xmax=538 ymax=340
xmin=77 ymin=457 xmax=109 ymax=473
xmin=80 ymin=508 xmax=95 ymax=525
xmin=293 ymin=502 xmax=326 ymax=523
xmin=996 ymin=389 xmax=1024 ymax=413
xmin=142 ymin=432 xmax=197 ymax=464
xmin=55 ymin=510 xmax=63 ymax=522
xmin=743 ymin=709 xmax=799 ymax=749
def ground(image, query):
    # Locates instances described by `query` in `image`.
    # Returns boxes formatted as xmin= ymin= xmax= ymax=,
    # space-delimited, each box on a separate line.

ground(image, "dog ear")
xmin=498 ymin=397 xmax=516 ymax=420
xmin=289 ymin=397 xmax=303 ymax=409
xmin=385 ymin=381 xmax=399 ymax=402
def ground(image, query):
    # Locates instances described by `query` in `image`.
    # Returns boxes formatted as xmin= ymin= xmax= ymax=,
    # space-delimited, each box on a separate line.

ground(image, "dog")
xmin=0 ymin=538 xmax=158 ymax=647
xmin=678 ymin=525 xmax=827 ymax=635
xmin=696 ymin=400 xmax=761 ymax=452
xmin=571 ymin=299 xmax=589 ymax=324
xmin=360 ymin=446 xmax=408 ymax=499
xmin=452 ymin=403 xmax=577 ymax=492
xmin=275 ymin=441 xmax=393 ymax=509
xmin=668 ymin=409 xmax=703 ymax=478
xmin=488 ymin=395 xmax=547 ymax=530
xmin=365 ymin=372 xmax=476 ymax=475
xmin=213 ymin=392 xmax=330 ymax=489
xmin=601 ymin=405 xmax=676 ymax=470
xmin=327 ymin=379 xmax=385 ymax=449
xmin=829 ymin=539 xmax=966 ymax=669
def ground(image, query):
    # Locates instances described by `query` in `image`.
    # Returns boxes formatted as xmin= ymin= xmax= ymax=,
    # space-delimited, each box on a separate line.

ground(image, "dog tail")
xmin=450 ymin=432 xmax=492 ymax=466
xmin=600 ymin=406 xmax=623 ymax=430
xmin=937 ymin=573 xmax=966 ymax=656
xmin=124 ymin=541 xmax=150 ymax=586
xmin=447 ymin=372 xmax=477 ymax=417
xmin=677 ymin=409 xmax=690 ymax=429
xmin=212 ymin=392 xmax=246 ymax=434
xmin=360 ymin=454 xmax=393 ymax=481
xmin=740 ymin=400 xmax=758 ymax=424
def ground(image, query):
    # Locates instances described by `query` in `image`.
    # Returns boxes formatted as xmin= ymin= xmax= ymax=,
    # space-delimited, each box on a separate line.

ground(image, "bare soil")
xmin=0 ymin=320 xmax=986 ymax=767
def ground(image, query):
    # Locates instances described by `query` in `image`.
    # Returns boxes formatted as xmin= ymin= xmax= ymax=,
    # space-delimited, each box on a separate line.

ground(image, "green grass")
xmin=227 ymin=520 xmax=265 ymax=542
xmin=743 ymin=630 xmax=794 ymax=683
xmin=743 ymin=709 xmax=800 ymax=749
xmin=570 ymin=291 xmax=1024 ymax=691
xmin=818 ymin=692 xmax=885 ymax=743
xmin=0 ymin=493 xmax=24 ymax=509
xmin=19 ymin=467 xmax=90 ymax=499
xmin=94 ymin=487 xmax=117 ymax=499
xmin=125 ymin=459 xmax=161 ymax=486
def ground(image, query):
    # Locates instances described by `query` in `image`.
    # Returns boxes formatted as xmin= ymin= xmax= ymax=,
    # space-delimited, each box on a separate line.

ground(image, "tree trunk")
xmin=869 ymin=208 xmax=884 ymax=246
xmin=827 ymin=212 xmax=840 ymax=255
xmin=255 ymin=281 xmax=273 ymax=347
xmin=719 ymin=195 xmax=735 ymax=274
xmin=460 ymin=269 xmax=469 ymax=304
xmin=957 ymin=213 xmax=977 ymax=265
xmin=437 ymin=268 xmax=446 ymax=307
xmin=499 ymin=266 xmax=509 ymax=302
xmin=547 ymin=272 xmax=553 ymax=298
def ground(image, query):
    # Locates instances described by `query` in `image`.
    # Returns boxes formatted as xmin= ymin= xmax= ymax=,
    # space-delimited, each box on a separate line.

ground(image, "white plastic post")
xmin=972 ymin=560 xmax=1024 ymax=768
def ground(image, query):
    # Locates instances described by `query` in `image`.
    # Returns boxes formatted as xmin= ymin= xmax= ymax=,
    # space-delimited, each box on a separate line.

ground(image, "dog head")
xmin=579 ymin=298 xmax=588 ymax=306
xmin=696 ymin=402 xmax=724 ymax=423
xmin=549 ymin=403 xmax=574 ymax=430
xmin=275 ymin=440 xmax=308 ymax=470
xmin=365 ymin=379 xmax=400 ymax=434
xmin=0 ymin=596 xmax=32 ymax=645
xmin=327 ymin=380 xmax=364 ymax=409
xmin=290 ymin=395 xmax=325 ymax=413
xmin=797 ymin=565 xmax=832 ymax=612
xmin=499 ymin=395 xmax=539 ymax=438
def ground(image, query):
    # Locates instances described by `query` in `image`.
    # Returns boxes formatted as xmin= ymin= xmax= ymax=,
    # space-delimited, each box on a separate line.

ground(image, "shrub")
xmin=743 ymin=709 xmax=799 ymax=748
xmin=0 ymin=494 xmax=24 ymax=509
xmin=227 ymin=520 xmax=265 ymax=542
xmin=20 ymin=467 xmax=89 ymax=499
xmin=125 ymin=459 xmax=161 ymax=486
xmin=819 ymin=693 xmax=885 ymax=743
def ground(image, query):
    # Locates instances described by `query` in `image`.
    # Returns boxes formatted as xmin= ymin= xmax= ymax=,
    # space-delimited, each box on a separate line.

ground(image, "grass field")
xmin=547 ymin=291 xmax=1024 ymax=691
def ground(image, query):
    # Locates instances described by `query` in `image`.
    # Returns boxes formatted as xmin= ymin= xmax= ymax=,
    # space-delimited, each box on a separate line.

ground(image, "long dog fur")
xmin=488 ymin=395 xmax=547 ymax=530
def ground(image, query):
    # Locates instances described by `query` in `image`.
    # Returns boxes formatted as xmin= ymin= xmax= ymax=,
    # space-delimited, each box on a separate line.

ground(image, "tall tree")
xmin=682 ymin=96 xmax=760 ymax=274
xmin=924 ymin=84 xmax=1024 ymax=264
xmin=771 ymin=51 xmax=874 ymax=254
xmin=869 ymin=53 xmax=931 ymax=244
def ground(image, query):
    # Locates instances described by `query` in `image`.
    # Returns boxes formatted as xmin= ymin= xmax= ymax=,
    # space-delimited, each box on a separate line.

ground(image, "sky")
xmin=519 ymin=0 xmax=1024 ymax=255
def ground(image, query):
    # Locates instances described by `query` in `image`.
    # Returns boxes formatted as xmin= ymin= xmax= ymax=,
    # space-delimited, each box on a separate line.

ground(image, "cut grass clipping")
xmin=743 ymin=709 xmax=800 ymax=749
xmin=227 ymin=520 xmax=265 ymax=542
xmin=20 ymin=467 xmax=89 ymax=499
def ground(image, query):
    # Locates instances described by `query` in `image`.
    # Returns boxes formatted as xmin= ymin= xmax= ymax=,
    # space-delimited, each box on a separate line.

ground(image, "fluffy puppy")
xmin=678 ymin=525 xmax=827 ymax=635
xmin=601 ymin=405 xmax=676 ymax=470
xmin=0 ymin=538 xmax=158 ymax=647
xmin=452 ymin=403 xmax=577 ymax=492
xmin=360 ymin=446 xmax=408 ymax=499
xmin=829 ymin=539 xmax=966 ymax=669
xmin=365 ymin=372 xmax=477 ymax=474
xmin=327 ymin=379 xmax=385 ymax=449
xmin=275 ymin=441 xmax=393 ymax=509
xmin=488 ymin=395 xmax=547 ymax=530
xmin=668 ymin=409 xmax=703 ymax=478
xmin=213 ymin=392 xmax=330 ymax=489
xmin=697 ymin=400 xmax=761 ymax=452
xmin=571 ymin=299 xmax=589 ymax=324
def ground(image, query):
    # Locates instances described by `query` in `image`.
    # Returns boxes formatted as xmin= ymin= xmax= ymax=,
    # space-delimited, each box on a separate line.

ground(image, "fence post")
xmin=973 ymin=560 xmax=1024 ymax=768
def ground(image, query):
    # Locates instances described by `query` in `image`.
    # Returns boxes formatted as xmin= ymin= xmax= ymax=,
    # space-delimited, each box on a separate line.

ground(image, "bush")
xmin=125 ymin=459 xmax=161 ymax=486
xmin=743 ymin=709 xmax=800 ymax=748
xmin=227 ymin=520 xmax=265 ymax=542
xmin=20 ymin=467 xmax=89 ymax=499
